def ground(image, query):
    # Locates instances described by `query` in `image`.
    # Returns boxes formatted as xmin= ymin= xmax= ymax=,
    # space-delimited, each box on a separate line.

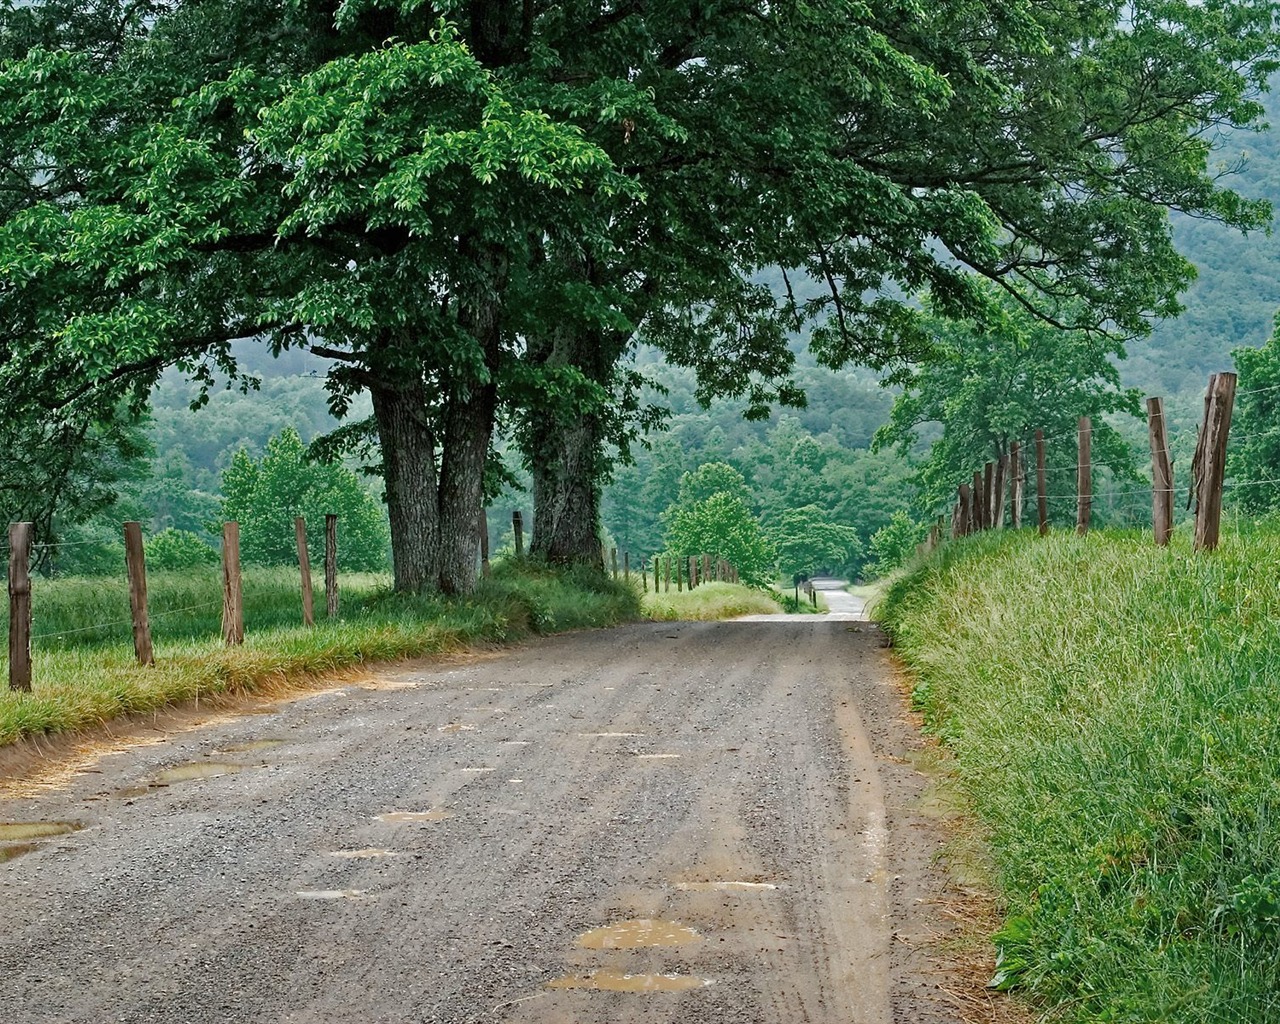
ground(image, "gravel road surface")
xmin=0 ymin=619 xmax=966 ymax=1023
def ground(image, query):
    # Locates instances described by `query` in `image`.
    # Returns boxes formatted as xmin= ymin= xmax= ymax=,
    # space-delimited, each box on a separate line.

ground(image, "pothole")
xmin=675 ymin=881 xmax=778 ymax=892
xmin=546 ymin=968 xmax=712 ymax=993
xmin=576 ymin=919 xmax=701 ymax=949
xmin=0 ymin=821 xmax=82 ymax=841
xmin=153 ymin=763 xmax=243 ymax=785
xmin=375 ymin=810 xmax=452 ymax=823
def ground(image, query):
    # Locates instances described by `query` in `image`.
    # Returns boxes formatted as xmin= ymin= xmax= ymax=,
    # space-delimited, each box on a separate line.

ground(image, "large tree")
xmin=1 ymin=0 xmax=1277 ymax=591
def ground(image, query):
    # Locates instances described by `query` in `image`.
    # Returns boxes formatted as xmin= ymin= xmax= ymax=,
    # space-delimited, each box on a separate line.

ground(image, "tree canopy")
xmin=1 ymin=0 xmax=1277 ymax=590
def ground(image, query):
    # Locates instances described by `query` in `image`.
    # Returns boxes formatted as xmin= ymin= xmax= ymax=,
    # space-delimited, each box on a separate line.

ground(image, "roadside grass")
xmin=773 ymin=587 xmax=828 ymax=614
xmin=0 ymin=561 xmax=639 ymax=747
xmin=879 ymin=525 xmax=1280 ymax=1023
xmin=643 ymin=581 xmax=782 ymax=620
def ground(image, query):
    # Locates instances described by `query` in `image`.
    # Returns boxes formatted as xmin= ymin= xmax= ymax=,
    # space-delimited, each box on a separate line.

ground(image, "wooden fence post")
xmin=1010 ymin=442 xmax=1024 ymax=530
xmin=701 ymin=553 xmax=711 ymax=584
xmin=478 ymin=509 xmax=490 ymax=578
xmin=1077 ymin=416 xmax=1092 ymax=536
xmin=689 ymin=555 xmax=698 ymax=589
xmin=624 ymin=551 xmax=630 ymax=582
xmin=123 ymin=522 xmax=154 ymax=666
xmin=325 ymin=514 xmax=339 ymax=616
xmin=664 ymin=555 xmax=671 ymax=593
xmin=295 ymin=517 xmax=315 ymax=627
xmin=993 ymin=455 xmax=1008 ymax=528
xmin=972 ymin=471 xmax=984 ymax=532
xmin=1035 ymin=429 xmax=1048 ymax=536
xmin=512 ymin=511 xmax=524 ymax=558
xmin=8 ymin=522 xmax=32 ymax=692
xmin=222 ymin=521 xmax=245 ymax=646
xmin=956 ymin=484 xmax=970 ymax=537
xmin=1146 ymin=397 xmax=1174 ymax=546
xmin=1192 ymin=372 xmax=1237 ymax=552
xmin=676 ymin=555 xmax=683 ymax=592
xmin=654 ymin=557 xmax=660 ymax=593
xmin=982 ymin=462 xmax=995 ymax=529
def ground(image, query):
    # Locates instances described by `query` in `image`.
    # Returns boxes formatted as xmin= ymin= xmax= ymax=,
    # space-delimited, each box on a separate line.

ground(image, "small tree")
xmin=772 ymin=505 xmax=862 ymax=582
xmin=220 ymin=429 xmax=390 ymax=571
xmin=660 ymin=492 xmax=776 ymax=589
xmin=145 ymin=528 xmax=218 ymax=571
xmin=864 ymin=512 xmax=926 ymax=580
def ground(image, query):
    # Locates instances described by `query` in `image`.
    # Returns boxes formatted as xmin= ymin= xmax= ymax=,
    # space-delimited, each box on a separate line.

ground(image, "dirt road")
xmin=0 ymin=620 xmax=966 ymax=1023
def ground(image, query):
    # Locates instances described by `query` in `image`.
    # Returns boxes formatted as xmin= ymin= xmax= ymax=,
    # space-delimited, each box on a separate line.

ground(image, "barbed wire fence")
xmin=928 ymin=372 xmax=1249 ymax=558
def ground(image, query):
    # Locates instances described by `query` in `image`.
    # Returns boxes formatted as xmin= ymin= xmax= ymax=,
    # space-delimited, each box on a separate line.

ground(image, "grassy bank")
xmin=880 ymin=527 xmax=1280 ymax=1023
xmin=0 ymin=562 xmax=639 ymax=747
xmin=643 ymin=581 xmax=782 ymax=620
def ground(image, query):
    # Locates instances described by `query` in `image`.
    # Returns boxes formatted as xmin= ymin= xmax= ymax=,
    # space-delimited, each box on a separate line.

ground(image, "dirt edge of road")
xmin=878 ymin=654 xmax=1035 ymax=1024
xmin=0 ymin=648 xmax=507 ymax=797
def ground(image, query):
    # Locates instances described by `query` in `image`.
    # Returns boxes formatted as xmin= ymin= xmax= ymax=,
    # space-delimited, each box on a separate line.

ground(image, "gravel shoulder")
xmin=1 ymin=619 xmax=977 ymax=1023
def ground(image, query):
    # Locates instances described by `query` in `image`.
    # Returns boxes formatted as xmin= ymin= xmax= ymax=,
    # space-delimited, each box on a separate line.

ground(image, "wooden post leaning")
xmin=123 ymin=522 xmax=154 ymax=666
xmin=1035 ymin=429 xmax=1048 ymax=536
xmin=1077 ymin=416 xmax=1092 ymax=536
xmin=222 ymin=521 xmax=245 ymax=646
xmin=325 ymin=514 xmax=340 ymax=615
xmin=8 ymin=522 xmax=32 ymax=691
xmin=993 ymin=455 xmax=1008 ymax=528
xmin=1192 ymin=372 xmax=1238 ymax=552
xmin=1146 ymin=397 xmax=1174 ymax=546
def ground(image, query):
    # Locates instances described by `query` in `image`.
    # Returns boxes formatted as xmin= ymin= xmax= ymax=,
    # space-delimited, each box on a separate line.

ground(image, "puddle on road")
xmin=0 ymin=842 xmax=40 ymax=863
xmin=675 ymin=881 xmax=777 ymax=892
xmin=376 ymin=810 xmax=452 ymax=823
xmin=216 ymin=739 xmax=285 ymax=753
xmin=438 ymin=724 xmax=476 ymax=734
xmin=296 ymin=889 xmax=367 ymax=900
xmin=153 ymin=763 xmax=243 ymax=785
xmin=576 ymin=919 xmax=701 ymax=949
xmin=0 ymin=821 xmax=82 ymax=841
xmin=546 ymin=968 xmax=712 ymax=993
xmin=330 ymin=848 xmax=396 ymax=860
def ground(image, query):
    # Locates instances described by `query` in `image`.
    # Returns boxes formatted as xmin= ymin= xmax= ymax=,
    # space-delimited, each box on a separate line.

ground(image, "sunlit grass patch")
xmin=643 ymin=581 xmax=782 ymax=621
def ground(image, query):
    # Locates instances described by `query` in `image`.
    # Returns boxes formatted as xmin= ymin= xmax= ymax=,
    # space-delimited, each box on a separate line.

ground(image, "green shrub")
xmin=145 ymin=528 xmax=218 ymax=570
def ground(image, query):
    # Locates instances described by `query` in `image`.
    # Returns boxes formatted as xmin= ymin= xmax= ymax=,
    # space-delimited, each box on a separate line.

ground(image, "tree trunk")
xmin=530 ymin=411 xmax=607 ymax=567
xmin=371 ymin=378 xmax=440 ymax=593
xmin=436 ymin=250 xmax=505 ymax=594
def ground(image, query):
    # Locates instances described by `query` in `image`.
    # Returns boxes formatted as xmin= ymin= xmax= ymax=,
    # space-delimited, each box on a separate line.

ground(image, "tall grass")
xmin=0 ymin=561 xmax=639 ymax=747
xmin=880 ymin=526 xmax=1280 ymax=1023
xmin=643 ymin=581 xmax=783 ymax=620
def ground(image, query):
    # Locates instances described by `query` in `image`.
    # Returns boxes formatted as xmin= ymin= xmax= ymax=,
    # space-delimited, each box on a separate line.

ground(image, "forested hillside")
xmin=1126 ymin=87 xmax=1280 ymax=403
